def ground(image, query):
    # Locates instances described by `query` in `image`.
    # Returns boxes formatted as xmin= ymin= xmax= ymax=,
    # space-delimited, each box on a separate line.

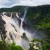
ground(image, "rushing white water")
xmin=0 ymin=0 xmax=50 ymax=8
xmin=1 ymin=8 xmax=32 ymax=50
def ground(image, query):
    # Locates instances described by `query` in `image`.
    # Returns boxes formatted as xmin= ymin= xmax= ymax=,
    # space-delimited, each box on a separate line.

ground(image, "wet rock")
xmin=21 ymin=33 xmax=29 ymax=41
xmin=12 ymin=12 xmax=16 ymax=18
xmin=4 ymin=12 xmax=11 ymax=17
xmin=0 ymin=14 xmax=6 ymax=40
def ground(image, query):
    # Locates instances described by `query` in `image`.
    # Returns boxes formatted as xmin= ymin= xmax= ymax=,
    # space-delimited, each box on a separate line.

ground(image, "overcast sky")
xmin=0 ymin=0 xmax=50 ymax=8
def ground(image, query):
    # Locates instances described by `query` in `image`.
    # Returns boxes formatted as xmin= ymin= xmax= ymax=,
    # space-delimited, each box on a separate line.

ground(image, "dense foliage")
xmin=0 ymin=6 xmax=26 ymax=12
xmin=26 ymin=5 xmax=50 ymax=43
xmin=27 ymin=5 xmax=50 ymax=30
xmin=27 ymin=5 xmax=50 ymax=50
xmin=0 ymin=41 xmax=23 ymax=50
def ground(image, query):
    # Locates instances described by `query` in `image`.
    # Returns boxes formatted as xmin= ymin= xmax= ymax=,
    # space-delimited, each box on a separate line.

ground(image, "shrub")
xmin=0 ymin=41 xmax=23 ymax=50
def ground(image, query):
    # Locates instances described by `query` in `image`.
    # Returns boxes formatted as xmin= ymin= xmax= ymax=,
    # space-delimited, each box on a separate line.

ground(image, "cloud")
xmin=0 ymin=0 xmax=50 ymax=8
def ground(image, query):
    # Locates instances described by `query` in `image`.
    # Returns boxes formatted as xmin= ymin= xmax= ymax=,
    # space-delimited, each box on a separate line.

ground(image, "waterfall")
xmin=1 ymin=8 xmax=31 ymax=50
xmin=21 ymin=7 xmax=28 ymax=22
xmin=1 ymin=7 xmax=44 ymax=50
xmin=20 ymin=7 xmax=28 ymax=32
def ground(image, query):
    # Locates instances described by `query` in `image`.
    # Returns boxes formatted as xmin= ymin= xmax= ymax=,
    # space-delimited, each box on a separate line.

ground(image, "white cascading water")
xmin=1 ymin=7 xmax=33 ymax=50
